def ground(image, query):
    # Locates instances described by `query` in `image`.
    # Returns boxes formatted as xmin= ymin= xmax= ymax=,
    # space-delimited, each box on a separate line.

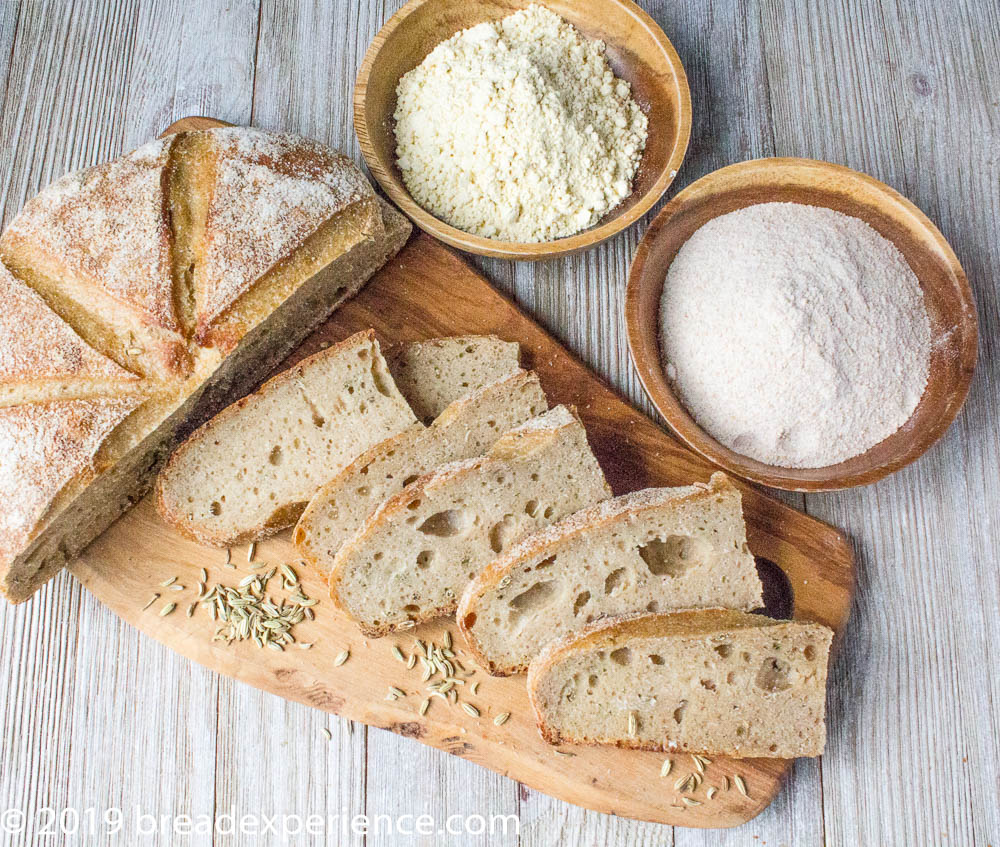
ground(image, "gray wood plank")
xmin=1 ymin=0 xmax=998 ymax=843
xmin=0 ymin=0 xmax=259 ymax=844
xmin=760 ymin=0 xmax=1000 ymax=844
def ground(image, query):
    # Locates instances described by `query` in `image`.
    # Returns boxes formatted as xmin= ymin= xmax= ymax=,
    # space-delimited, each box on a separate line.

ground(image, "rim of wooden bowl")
xmin=625 ymin=157 xmax=979 ymax=492
xmin=353 ymin=0 xmax=692 ymax=260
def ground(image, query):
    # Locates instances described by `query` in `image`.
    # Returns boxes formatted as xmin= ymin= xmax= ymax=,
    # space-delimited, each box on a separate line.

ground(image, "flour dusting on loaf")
xmin=0 ymin=264 xmax=136 ymax=392
xmin=0 ymin=398 xmax=140 ymax=569
xmin=196 ymin=128 xmax=375 ymax=331
xmin=1 ymin=137 xmax=178 ymax=331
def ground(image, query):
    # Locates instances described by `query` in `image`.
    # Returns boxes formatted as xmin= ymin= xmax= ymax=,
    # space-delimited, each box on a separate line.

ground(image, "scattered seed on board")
xmin=160 ymin=576 xmax=177 ymax=587
xmin=247 ymin=542 xmax=256 ymax=562
xmin=419 ymin=699 xmax=430 ymax=716
xmin=392 ymin=646 xmax=406 ymax=662
xmin=674 ymin=775 xmax=692 ymax=792
xmin=171 ymin=584 xmax=185 ymax=592
xmin=159 ymin=603 xmax=176 ymax=617
xmin=660 ymin=758 xmax=673 ymax=777
xmin=706 ymin=786 xmax=718 ymax=800
xmin=470 ymin=681 xmax=479 ymax=695
xmin=553 ymin=749 xmax=576 ymax=757
xmin=443 ymin=630 xmax=452 ymax=649
xmin=722 ymin=776 xmax=731 ymax=792
xmin=682 ymin=797 xmax=702 ymax=807
xmin=142 ymin=594 xmax=160 ymax=611
xmin=299 ymin=643 xmax=313 ymax=650
xmin=461 ymin=703 xmax=480 ymax=718
xmin=406 ymin=654 xmax=416 ymax=670
xmin=333 ymin=650 xmax=350 ymax=666
xmin=734 ymin=775 xmax=749 ymax=798
xmin=494 ymin=712 xmax=510 ymax=727
xmin=321 ymin=727 xmax=332 ymax=741
xmin=186 ymin=602 xmax=197 ymax=618
xmin=225 ymin=548 xmax=231 ymax=565
xmin=691 ymin=754 xmax=705 ymax=774
xmin=388 ymin=686 xmax=406 ymax=699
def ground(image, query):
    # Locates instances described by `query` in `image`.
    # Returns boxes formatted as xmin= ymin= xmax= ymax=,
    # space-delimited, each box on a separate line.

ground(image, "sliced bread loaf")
xmin=294 ymin=369 xmax=548 ymax=574
xmin=387 ymin=335 xmax=521 ymax=423
xmin=458 ymin=473 xmax=763 ymax=675
xmin=527 ymin=609 xmax=833 ymax=757
xmin=329 ymin=406 xmax=611 ymax=636
xmin=156 ymin=330 xmax=416 ymax=545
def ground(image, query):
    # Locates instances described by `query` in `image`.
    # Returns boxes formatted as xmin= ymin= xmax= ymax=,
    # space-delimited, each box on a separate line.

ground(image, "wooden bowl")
xmin=625 ymin=158 xmax=978 ymax=491
xmin=354 ymin=0 xmax=691 ymax=260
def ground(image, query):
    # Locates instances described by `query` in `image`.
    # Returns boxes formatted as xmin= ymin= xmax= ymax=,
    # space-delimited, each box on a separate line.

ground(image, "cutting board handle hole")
xmin=753 ymin=557 xmax=794 ymax=619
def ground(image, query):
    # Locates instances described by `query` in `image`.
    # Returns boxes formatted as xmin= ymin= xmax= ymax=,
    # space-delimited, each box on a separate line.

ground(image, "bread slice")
xmin=387 ymin=335 xmax=521 ymax=423
xmin=527 ymin=609 xmax=833 ymax=757
xmin=458 ymin=473 xmax=763 ymax=675
xmin=294 ymin=369 xmax=548 ymax=574
xmin=0 ymin=122 xmax=412 ymax=605
xmin=156 ymin=330 xmax=416 ymax=546
xmin=329 ymin=406 xmax=611 ymax=636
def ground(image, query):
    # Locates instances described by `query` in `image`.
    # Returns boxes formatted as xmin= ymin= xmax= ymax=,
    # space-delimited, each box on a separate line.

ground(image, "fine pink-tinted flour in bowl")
xmin=658 ymin=202 xmax=931 ymax=469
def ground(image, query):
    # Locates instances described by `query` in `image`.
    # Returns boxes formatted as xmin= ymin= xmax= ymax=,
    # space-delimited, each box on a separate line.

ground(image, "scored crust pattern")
xmin=0 ymin=127 xmax=379 ymax=602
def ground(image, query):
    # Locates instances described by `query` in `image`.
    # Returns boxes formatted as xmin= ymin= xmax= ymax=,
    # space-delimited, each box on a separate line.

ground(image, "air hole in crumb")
xmin=407 ymin=498 xmax=422 ymax=510
xmin=356 ymin=485 xmax=370 ymax=496
xmin=418 ymin=509 xmax=471 ymax=537
xmin=700 ymin=678 xmax=716 ymax=691
xmin=646 ymin=601 xmax=658 ymax=613
xmin=769 ymin=744 xmax=778 ymax=753
xmin=726 ymin=671 xmax=735 ymax=684
xmin=803 ymin=644 xmax=816 ymax=661
xmin=268 ymin=446 xmax=283 ymax=466
xmin=638 ymin=534 xmax=709 ymax=577
xmin=755 ymin=656 xmax=791 ymax=693
xmin=572 ymin=591 xmax=590 ymax=616
xmin=416 ymin=550 xmax=434 ymax=569
xmin=509 ymin=580 xmax=556 ymax=622
xmin=488 ymin=515 xmax=515 ymax=553
xmin=610 ymin=647 xmax=632 ymax=666
xmin=604 ymin=567 xmax=627 ymax=595
xmin=373 ymin=552 xmax=383 ymax=561
xmin=462 ymin=612 xmax=477 ymax=629
xmin=402 ymin=474 xmax=419 ymax=487
xmin=209 ymin=501 xmax=221 ymax=516
xmin=525 ymin=499 xmax=539 ymax=517
xmin=649 ymin=654 xmax=664 ymax=665
xmin=403 ymin=604 xmax=420 ymax=614
xmin=536 ymin=555 xmax=556 ymax=569
xmin=714 ymin=643 xmax=733 ymax=659
xmin=542 ymin=506 xmax=554 ymax=519
xmin=673 ymin=701 xmax=688 ymax=724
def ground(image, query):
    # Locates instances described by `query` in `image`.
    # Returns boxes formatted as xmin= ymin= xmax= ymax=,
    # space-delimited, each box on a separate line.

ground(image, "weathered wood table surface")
xmin=1 ymin=1 xmax=997 ymax=844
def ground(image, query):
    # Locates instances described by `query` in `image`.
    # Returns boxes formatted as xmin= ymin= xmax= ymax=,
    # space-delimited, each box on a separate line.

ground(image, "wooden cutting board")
xmin=71 ymin=118 xmax=853 ymax=829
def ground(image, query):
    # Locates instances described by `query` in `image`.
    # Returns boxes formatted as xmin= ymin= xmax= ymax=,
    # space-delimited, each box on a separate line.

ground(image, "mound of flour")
xmin=658 ymin=202 xmax=931 ymax=468
xmin=393 ymin=5 xmax=647 ymax=242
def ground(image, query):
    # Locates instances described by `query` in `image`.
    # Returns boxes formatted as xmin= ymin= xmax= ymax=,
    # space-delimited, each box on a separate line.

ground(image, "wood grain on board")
xmin=72 ymin=179 xmax=853 ymax=825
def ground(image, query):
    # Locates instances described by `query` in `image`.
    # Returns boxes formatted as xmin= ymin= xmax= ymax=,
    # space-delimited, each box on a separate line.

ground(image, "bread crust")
xmin=155 ymin=329 xmax=383 ymax=547
xmin=328 ymin=406 xmax=610 ymax=635
xmin=458 ymin=473 xmax=744 ymax=675
xmin=0 ymin=129 xmax=409 ymax=602
xmin=525 ymin=609 xmax=833 ymax=756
